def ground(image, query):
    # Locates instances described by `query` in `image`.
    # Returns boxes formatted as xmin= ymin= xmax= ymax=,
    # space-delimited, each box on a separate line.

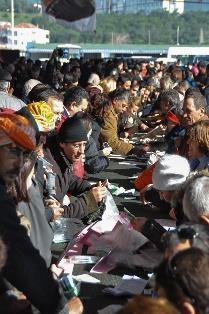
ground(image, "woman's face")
xmin=188 ymin=137 xmax=203 ymax=159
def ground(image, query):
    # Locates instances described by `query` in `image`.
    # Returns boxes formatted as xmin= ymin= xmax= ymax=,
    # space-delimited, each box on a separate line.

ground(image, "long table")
xmin=53 ymin=155 xmax=170 ymax=313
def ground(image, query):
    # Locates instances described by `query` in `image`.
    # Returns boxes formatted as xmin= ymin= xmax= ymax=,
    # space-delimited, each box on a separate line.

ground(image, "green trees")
xmin=0 ymin=8 xmax=209 ymax=45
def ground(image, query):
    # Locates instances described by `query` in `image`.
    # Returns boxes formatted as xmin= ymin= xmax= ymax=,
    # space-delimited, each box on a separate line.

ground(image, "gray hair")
xmin=0 ymin=81 xmax=9 ymax=92
xmin=183 ymin=176 xmax=209 ymax=222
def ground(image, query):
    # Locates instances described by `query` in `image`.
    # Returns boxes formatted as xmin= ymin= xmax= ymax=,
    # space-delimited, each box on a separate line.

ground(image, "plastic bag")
xmin=51 ymin=218 xmax=85 ymax=243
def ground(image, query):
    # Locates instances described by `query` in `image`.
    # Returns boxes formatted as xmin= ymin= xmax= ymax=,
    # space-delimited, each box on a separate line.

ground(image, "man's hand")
xmin=45 ymin=199 xmax=64 ymax=220
xmin=52 ymin=207 xmax=64 ymax=220
xmin=140 ymin=123 xmax=149 ymax=131
xmin=120 ymin=137 xmax=130 ymax=143
xmin=90 ymin=181 xmax=106 ymax=203
xmin=131 ymin=144 xmax=150 ymax=157
xmin=102 ymin=146 xmax=112 ymax=156
xmin=131 ymin=217 xmax=147 ymax=232
xmin=67 ymin=297 xmax=83 ymax=314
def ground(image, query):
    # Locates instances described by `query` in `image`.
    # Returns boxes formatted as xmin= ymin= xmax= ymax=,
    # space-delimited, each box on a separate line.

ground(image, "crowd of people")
xmin=0 ymin=49 xmax=209 ymax=313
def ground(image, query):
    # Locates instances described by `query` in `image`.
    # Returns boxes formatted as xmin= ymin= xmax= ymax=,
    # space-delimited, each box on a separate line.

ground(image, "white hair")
xmin=183 ymin=176 xmax=209 ymax=222
xmin=0 ymin=81 xmax=9 ymax=92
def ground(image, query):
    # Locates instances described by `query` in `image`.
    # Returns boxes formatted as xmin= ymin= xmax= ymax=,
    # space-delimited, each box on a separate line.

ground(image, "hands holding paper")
xmin=91 ymin=181 xmax=106 ymax=203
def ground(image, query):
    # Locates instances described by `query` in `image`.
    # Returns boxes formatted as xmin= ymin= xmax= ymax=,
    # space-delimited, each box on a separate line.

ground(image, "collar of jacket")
xmin=109 ymin=104 xmax=118 ymax=119
xmin=60 ymin=150 xmax=73 ymax=170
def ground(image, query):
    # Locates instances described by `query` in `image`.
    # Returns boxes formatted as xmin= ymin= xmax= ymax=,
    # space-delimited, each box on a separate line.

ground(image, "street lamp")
xmin=177 ymin=25 xmax=180 ymax=46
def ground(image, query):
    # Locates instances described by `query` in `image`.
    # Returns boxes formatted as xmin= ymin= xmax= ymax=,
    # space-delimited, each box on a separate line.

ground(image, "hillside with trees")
xmin=0 ymin=2 xmax=209 ymax=46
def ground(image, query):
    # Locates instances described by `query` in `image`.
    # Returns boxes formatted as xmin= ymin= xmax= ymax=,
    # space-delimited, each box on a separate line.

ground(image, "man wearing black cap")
xmin=0 ymin=69 xmax=25 ymax=110
xmin=44 ymin=115 xmax=106 ymax=218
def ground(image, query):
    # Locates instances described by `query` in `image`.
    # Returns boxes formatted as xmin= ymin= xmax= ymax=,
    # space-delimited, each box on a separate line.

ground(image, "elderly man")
xmin=64 ymin=86 xmax=89 ymax=117
xmin=183 ymin=88 xmax=209 ymax=127
xmin=0 ymin=113 xmax=82 ymax=313
xmin=0 ymin=69 xmax=25 ymax=110
xmin=45 ymin=114 xmax=106 ymax=218
xmin=131 ymin=154 xmax=191 ymax=250
xmin=183 ymin=173 xmax=209 ymax=225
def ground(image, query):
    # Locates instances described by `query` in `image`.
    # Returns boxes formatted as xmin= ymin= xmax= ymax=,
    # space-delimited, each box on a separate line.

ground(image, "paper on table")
xmin=132 ymin=247 xmax=163 ymax=270
xmin=103 ymin=275 xmax=148 ymax=296
xmin=119 ymin=161 xmax=145 ymax=166
xmin=73 ymin=274 xmax=100 ymax=284
xmin=156 ymin=219 xmax=176 ymax=231
xmin=98 ymin=304 xmax=123 ymax=314
xmin=109 ymin=153 xmax=125 ymax=158
xmin=58 ymin=259 xmax=74 ymax=275
xmin=109 ymin=155 xmax=125 ymax=160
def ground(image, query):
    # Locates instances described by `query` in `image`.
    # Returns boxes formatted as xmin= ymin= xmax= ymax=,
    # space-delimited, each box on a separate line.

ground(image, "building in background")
xmin=0 ymin=22 xmax=49 ymax=50
xmin=184 ymin=0 xmax=209 ymax=12
xmin=96 ymin=0 xmax=209 ymax=15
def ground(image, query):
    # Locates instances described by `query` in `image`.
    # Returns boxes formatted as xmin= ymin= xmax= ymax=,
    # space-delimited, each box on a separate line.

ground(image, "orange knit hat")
xmin=0 ymin=113 xmax=36 ymax=151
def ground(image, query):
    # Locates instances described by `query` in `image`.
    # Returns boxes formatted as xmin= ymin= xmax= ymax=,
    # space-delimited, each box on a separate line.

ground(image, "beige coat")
xmin=100 ymin=105 xmax=133 ymax=155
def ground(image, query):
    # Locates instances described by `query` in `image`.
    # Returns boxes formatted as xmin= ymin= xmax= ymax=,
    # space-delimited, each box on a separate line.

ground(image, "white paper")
xmin=156 ymin=219 xmax=176 ymax=231
xmin=58 ymin=259 xmax=74 ymax=275
xmin=109 ymin=155 xmax=125 ymax=160
xmin=132 ymin=248 xmax=163 ymax=270
xmin=119 ymin=161 xmax=145 ymax=166
xmin=73 ymin=274 xmax=100 ymax=284
xmin=103 ymin=275 xmax=148 ymax=296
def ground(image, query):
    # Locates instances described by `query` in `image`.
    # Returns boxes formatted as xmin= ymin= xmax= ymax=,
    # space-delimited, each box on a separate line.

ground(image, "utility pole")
xmin=108 ymin=0 xmax=111 ymax=14
xmin=11 ymin=0 xmax=14 ymax=49
xmin=148 ymin=30 xmax=151 ymax=45
xmin=177 ymin=25 xmax=180 ymax=46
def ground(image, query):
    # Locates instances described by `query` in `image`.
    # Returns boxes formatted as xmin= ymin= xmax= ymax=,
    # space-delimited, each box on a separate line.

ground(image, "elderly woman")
xmin=188 ymin=119 xmax=209 ymax=171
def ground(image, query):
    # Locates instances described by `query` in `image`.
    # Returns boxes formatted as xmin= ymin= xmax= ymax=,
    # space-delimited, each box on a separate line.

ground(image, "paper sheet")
xmin=103 ymin=275 xmax=148 ymax=296
xmin=119 ymin=161 xmax=145 ymax=166
xmin=156 ymin=219 xmax=176 ymax=231
xmin=73 ymin=274 xmax=100 ymax=284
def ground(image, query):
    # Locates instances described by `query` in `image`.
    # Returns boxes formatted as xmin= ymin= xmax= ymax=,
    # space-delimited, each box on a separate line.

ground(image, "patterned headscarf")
xmin=0 ymin=113 xmax=36 ymax=151
xmin=27 ymin=101 xmax=55 ymax=132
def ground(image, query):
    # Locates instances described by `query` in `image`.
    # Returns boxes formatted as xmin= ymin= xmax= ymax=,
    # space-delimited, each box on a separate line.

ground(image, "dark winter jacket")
xmin=85 ymin=136 xmax=109 ymax=174
xmin=42 ymin=143 xmax=99 ymax=218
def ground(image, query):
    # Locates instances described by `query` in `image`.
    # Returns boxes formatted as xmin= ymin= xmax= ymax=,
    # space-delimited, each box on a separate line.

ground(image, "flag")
xmin=42 ymin=0 xmax=95 ymax=22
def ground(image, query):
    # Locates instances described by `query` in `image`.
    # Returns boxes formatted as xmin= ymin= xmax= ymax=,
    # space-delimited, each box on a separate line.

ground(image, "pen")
xmin=123 ymin=207 xmax=136 ymax=219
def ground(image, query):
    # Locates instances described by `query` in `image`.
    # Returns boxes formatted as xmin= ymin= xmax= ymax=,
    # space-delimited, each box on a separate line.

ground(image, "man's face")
xmin=68 ymin=98 xmax=89 ymax=117
xmin=48 ymin=97 xmax=64 ymax=122
xmin=160 ymin=98 xmax=170 ymax=115
xmin=123 ymin=80 xmax=131 ymax=90
xmin=183 ymin=97 xmax=204 ymax=127
xmin=113 ymin=98 xmax=128 ymax=114
xmin=59 ymin=141 xmax=86 ymax=163
xmin=0 ymin=143 xmax=25 ymax=184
